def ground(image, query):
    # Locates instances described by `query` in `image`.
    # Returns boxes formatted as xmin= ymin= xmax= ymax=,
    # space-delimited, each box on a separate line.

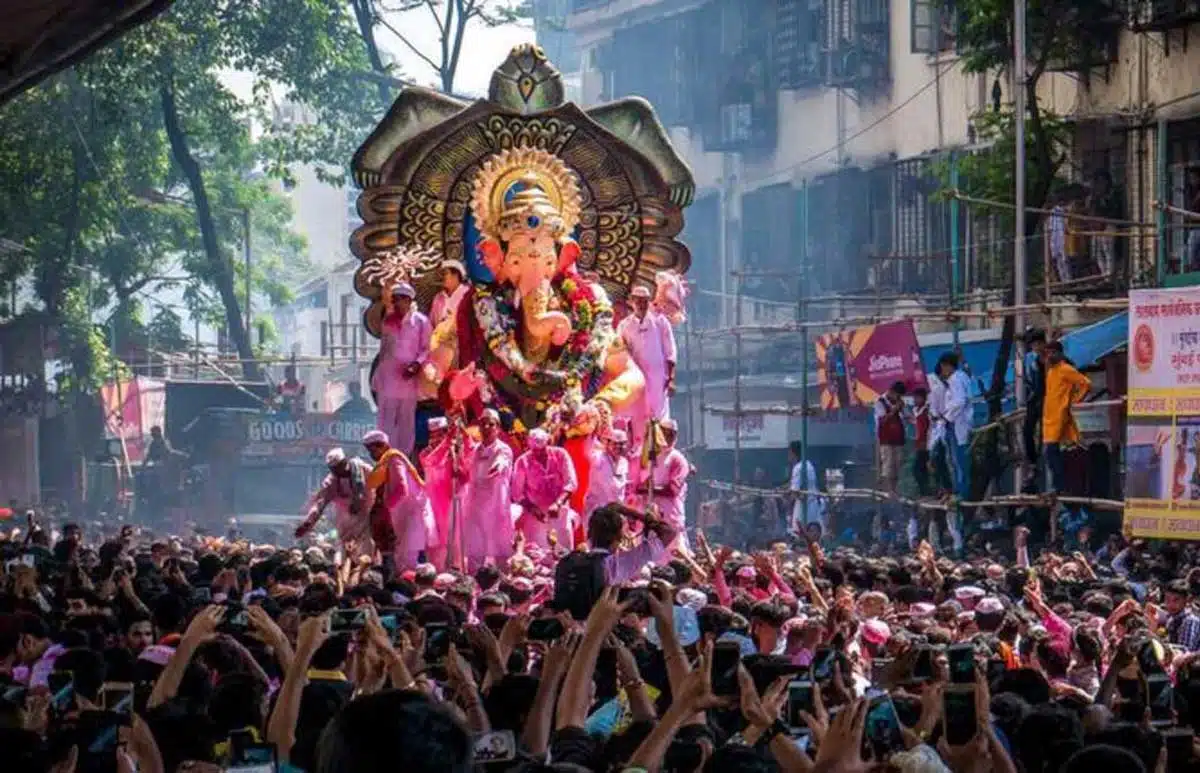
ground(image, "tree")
xmin=0 ymin=0 xmax=383 ymax=386
xmin=370 ymin=0 xmax=532 ymax=93
xmin=945 ymin=0 xmax=1116 ymax=419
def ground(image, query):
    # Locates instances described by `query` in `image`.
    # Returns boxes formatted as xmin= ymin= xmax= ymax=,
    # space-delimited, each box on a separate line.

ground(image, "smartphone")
xmin=100 ymin=682 xmax=134 ymax=713
xmin=864 ymin=694 xmax=906 ymax=759
xmin=48 ymin=670 xmax=74 ymax=712
xmin=595 ymin=647 xmax=619 ymax=702
xmin=220 ymin=604 xmax=250 ymax=634
xmin=911 ymin=645 xmax=935 ymax=682
xmin=527 ymin=618 xmax=566 ymax=642
xmin=617 ymin=587 xmax=651 ymax=616
xmin=811 ymin=647 xmax=836 ymax=682
xmin=191 ymin=586 xmax=212 ymax=604
xmin=473 ymin=729 xmax=517 ymax=764
xmin=1148 ymin=674 xmax=1174 ymax=726
xmin=985 ymin=658 xmax=1006 ymax=686
xmin=1164 ymin=727 xmax=1194 ymax=773
xmin=424 ymin=622 xmax=453 ymax=664
xmin=712 ymin=641 xmax=742 ymax=697
xmin=943 ymin=686 xmax=977 ymax=746
xmin=947 ymin=643 xmax=975 ymax=685
xmin=870 ymin=657 xmax=894 ymax=685
xmin=229 ymin=731 xmax=277 ymax=773
xmin=787 ymin=679 xmax=815 ymax=731
xmin=330 ymin=608 xmax=367 ymax=634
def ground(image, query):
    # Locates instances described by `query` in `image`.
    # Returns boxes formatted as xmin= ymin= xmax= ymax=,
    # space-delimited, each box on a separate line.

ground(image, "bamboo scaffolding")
xmin=969 ymin=397 xmax=1127 ymax=434
xmin=701 ymin=480 xmax=1126 ymax=513
xmin=702 ymin=299 xmax=1128 ymax=337
xmin=947 ymin=189 xmax=1156 ymax=229
xmin=1154 ymin=201 xmax=1200 ymax=221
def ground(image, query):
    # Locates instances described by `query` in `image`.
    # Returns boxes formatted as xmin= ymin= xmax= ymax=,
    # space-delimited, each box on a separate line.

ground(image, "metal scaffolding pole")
xmin=1013 ymin=0 xmax=1028 ymax=409
xmin=1157 ymin=118 xmax=1168 ymax=285
xmin=799 ymin=179 xmax=810 ymax=477
xmin=949 ymin=153 xmax=961 ymax=348
xmin=733 ymin=269 xmax=743 ymax=492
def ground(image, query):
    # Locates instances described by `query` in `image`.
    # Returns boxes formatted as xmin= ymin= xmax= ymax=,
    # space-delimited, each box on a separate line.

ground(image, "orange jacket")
xmin=1041 ymin=360 xmax=1091 ymax=444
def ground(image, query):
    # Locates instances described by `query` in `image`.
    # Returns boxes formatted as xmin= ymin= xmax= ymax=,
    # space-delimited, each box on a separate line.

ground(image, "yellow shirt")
xmin=1042 ymin=360 xmax=1090 ymax=444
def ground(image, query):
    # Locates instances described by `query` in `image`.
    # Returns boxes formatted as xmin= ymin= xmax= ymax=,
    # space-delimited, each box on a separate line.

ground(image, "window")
xmin=775 ymin=0 xmax=825 ymax=89
xmin=911 ymin=0 xmax=957 ymax=54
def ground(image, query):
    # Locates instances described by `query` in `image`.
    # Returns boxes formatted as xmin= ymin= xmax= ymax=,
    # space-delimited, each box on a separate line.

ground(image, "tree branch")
xmin=376 ymin=15 xmax=443 ymax=75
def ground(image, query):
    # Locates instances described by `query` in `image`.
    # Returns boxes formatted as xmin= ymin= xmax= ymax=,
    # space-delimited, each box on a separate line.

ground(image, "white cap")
xmin=660 ymin=418 xmax=678 ymax=431
xmin=606 ymin=429 xmax=628 ymax=443
xmin=391 ymin=282 xmax=415 ymax=299
xmin=631 ymin=285 xmax=652 ymax=299
xmin=362 ymin=429 xmax=389 ymax=445
xmin=325 ymin=447 xmax=346 ymax=465
xmin=428 ymin=417 xmax=449 ymax=431
xmin=440 ymin=259 xmax=466 ymax=278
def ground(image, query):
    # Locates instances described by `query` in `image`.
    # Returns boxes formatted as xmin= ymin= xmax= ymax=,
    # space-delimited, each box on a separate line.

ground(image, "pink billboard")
xmin=814 ymin=320 xmax=927 ymax=410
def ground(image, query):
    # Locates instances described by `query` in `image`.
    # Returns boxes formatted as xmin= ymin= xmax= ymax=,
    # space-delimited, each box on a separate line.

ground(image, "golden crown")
xmin=470 ymin=147 xmax=582 ymax=243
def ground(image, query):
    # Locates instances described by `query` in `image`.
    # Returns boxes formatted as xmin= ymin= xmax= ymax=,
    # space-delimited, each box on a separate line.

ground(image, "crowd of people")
xmin=1 ymin=493 xmax=1199 ymax=773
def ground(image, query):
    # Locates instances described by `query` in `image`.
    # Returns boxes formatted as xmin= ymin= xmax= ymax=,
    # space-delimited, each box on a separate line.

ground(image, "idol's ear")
xmin=556 ymin=239 xmax=581 ymax=276
xmin=478 ymin=238 xmax=505 ymax=278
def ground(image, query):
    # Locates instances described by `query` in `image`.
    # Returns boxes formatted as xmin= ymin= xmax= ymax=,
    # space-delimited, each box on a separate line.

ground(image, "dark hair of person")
xmin=314 ymin=690 xmax=472 ymax=773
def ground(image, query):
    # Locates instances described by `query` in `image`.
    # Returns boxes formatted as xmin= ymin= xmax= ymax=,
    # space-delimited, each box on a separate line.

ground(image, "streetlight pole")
xmin=1013 ymin=0 xmax=1027 ymax=408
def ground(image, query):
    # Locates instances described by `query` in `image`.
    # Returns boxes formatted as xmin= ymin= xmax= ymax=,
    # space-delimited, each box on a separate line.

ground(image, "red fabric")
xmin=563 ymin=435 xmax=592 ymax=545
xmin=914 ymin=408 xmax=930 ymax=447
xmin=877 ymin=398 xmax=905 ymax=446
xmin=454 ymin=287 xmax=484 ymax=375
xmin=369 ymin=499 xmax=396 ymax=553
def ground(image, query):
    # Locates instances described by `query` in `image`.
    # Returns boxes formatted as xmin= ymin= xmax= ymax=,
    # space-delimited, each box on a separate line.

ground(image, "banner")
xmin=814 ymin=320 xmax=926 ymax=410
xmin=240 ymin=413 xmax=378 ymax=461
xmin=101 ymin=377 xmax=166 ymax=464
xmin=1126 ymin=287 xmax=1200 ymax=539
xmin=702 ymin=407 xmax=790 ymax=450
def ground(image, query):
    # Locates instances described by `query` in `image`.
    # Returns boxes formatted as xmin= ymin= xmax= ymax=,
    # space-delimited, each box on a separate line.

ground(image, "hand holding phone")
xmin=712 ymin=641 xmax=742 ymax=697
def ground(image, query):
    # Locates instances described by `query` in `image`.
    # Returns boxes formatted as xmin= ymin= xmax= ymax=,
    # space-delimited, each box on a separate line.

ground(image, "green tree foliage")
xmin=0 ymin=0 xmax=388 ymax=387
xmin=945 ymin=0 xmax=1116 ymax=419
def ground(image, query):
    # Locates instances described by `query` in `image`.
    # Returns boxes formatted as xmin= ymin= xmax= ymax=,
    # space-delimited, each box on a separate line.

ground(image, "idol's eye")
xmin=527 ymin=214 xmax=540 ymax=228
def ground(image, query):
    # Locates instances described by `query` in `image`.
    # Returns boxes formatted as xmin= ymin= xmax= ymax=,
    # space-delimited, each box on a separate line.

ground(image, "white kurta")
xmin=584 ymin=449 xmax=629 ymax=520
xmin=617 ymin=310 xmax=677 ymax=439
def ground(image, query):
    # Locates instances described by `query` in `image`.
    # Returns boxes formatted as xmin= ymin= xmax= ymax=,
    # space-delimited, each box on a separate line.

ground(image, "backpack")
xmin=553 ymin=549 xmax=608 ymax=621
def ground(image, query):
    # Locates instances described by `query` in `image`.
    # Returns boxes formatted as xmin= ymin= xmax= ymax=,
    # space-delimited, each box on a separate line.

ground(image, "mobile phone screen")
xmin=864 ymin=695 xmax=906 ymax=758
xmin=811 ymin=648 xmax=836 ymax=682
xmin=947 ymin=644 xmax=975 ymax=684
xmin=101 ymin=683 xmax=134 ymax=713
xmin=48 ymin=671 xmax=74 ymax=712
xmin=943 ymin=687 xmax=977 ymax=746
xmin=712 ymin=642 xmax=742 ymax=697
xmin=787 ymin=680 xmax=814 ymax=730
xmin=911 ymin=646 xmax=935 ymax=682
xmin=1164 ymin=728 xmax=1194 ymax=773
xmin=595 ymin=647 xmax=618 ymax=702
xmin=1148 ymin=674 xmax=1174 ymax=726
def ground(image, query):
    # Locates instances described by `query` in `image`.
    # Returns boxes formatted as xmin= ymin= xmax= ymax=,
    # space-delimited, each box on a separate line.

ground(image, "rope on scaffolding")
xmin=947 ymin=190 xmax=1156 ymax=229
xmin=699 ymin=480 xmax=1126 ymax=513
xmin=1155 ymin=201 xmax=1200 ymax=221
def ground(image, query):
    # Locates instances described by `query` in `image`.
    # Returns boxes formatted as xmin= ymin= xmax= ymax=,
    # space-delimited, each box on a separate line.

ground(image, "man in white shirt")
xmin=787 ymin=440 xmax=825 ymax=535
xmin=937 ymin=351 xmax=973 ymax=503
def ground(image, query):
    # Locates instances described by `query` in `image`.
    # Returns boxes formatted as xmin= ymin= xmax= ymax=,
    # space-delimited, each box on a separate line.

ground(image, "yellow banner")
xmin=1128 ymin=389 xmax=1200 ymax=417
xmin=1126 ymin=499 xmax=1200 ymax=539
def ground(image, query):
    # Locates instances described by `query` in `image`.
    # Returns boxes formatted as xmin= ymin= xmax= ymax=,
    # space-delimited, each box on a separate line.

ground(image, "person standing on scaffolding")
xmin=1022 ymin=328 xmax=1048 ymax=486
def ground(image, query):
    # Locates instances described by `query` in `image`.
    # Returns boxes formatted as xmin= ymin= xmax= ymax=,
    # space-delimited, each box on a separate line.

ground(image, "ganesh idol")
xmin=350 ymin=45 xmax=697 ymax=454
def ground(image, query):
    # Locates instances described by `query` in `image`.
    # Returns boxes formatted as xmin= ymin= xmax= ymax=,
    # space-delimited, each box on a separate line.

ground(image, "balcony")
xmin=1128 ymin=0 xmax=1200 ymax=32
xmin=824 ymin=0 xmax=890 ymax=92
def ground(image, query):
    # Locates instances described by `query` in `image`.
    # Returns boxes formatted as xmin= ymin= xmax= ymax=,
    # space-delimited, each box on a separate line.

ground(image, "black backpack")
xmin=553 ymin=549 xmax=608 ymax=621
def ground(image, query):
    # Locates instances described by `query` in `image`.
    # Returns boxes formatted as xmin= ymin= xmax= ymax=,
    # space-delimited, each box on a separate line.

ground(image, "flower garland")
xmin=472 ymin=265 xmax=614 ymax=423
